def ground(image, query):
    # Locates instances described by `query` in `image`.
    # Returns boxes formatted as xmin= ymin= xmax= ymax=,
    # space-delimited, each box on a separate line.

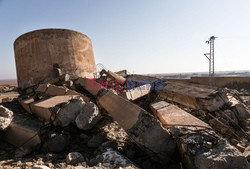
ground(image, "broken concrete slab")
xmin=75 ymin=78 xmax=106 ymax=97
xmin=0 ymin=105 xmax=13 ymax=130
xmin=45 ymin=85 xmax=68 ymax=96
xmin=30 ymin=95 xmax=82 ymax=122
xmin=124 ymin=84 xmax=151 ymax=101
xmin=65 ymin=89 xmax=90 ymax=102
xmin=107 ymin=70 xmax=126 ymax=85
xmin=115 ymin=69 xmax=127 ymax=78
xmin=20 ymin=97 xmax=35 ymax=114
xmin=35 ymin=83 xmax=50 ymax=94
xmin=170 ymin=126 xmax=250 ymax=169
xmin=157 ymin=81 xmax=229 ymax=112
xmin=3 ymin=113 xmax=41 ymax=148
xmin=97 ymin=91 xmax=177 ymax=162
xmin=75 ymin=102 xmax=101 ymax=130
xmin=150 ymin=101 xmax=210 ymax=129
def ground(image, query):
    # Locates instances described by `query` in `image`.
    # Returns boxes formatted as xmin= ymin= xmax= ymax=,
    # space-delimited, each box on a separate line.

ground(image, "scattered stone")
xmin=45 ymin=85 xmax=68 ymax=96
xmin=53 ymin=97 xmax=85 ymax=127
xmin=170 ymin=126 xmax=250 ymax=169
xmin=97 ymin=148 xmax=138 ymax=168
xmin=0 ymin=105 xmax=13 ymax=130
xmin=75 ymin=102 xmax=101 ymax=130
xmin=66 ymin=152 xmax=84 ymax=165
xmin=32 ymin=165 xmax=50 ymax=169
xmin=43 ymin=133 xmax=70 ymax=153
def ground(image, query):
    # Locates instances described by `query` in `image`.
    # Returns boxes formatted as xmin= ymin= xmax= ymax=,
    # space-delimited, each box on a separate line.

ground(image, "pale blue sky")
xmin=0 ymin=0 xmax=250 ymax=79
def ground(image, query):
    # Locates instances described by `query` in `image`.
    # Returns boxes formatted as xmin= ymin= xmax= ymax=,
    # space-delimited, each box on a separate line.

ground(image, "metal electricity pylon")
xmin=204 ymin=36 xmax=217 ymax=86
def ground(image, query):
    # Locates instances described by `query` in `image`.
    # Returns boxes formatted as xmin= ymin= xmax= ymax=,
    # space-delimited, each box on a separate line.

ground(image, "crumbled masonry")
xmin=1 ymin=30 xmax=250 ymax=168
xmin=0 ymin=105 xmax=13 ymax=130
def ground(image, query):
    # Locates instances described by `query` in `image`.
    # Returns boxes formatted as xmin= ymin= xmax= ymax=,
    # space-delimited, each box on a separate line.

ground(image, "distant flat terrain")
xmin=0 ymin=79 xmax=17 ymax=86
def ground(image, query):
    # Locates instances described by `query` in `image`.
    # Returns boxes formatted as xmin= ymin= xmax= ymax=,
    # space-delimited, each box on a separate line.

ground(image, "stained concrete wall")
xmin=14 ymin=29 xmax=96 ymax=89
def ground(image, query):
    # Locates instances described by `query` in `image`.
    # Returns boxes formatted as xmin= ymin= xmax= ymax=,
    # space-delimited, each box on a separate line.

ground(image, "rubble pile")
xmin=0 ymin=70 xmax=250 ymax=169
xmin=1 ymin=29 xmax=250 ymax=168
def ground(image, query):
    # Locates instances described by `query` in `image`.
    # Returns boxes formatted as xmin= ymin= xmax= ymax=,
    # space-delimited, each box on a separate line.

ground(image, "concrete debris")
xmin=66 ymin=152 xmax=84 ymax=165
xmin=0 ymin=105 xmax=13 ymax=130
xmin=150 ymin=101 xmax=210 ymax=129
xmin=30 ymin=95 xmax=83 ymax=122
xmin=100 ymin=69 xmax=126 ymax=85
xmin=19 ymin=97 xmax=35 ymax=113
xmin=124 ymin=84 xmax=151 ymax=101
xmin=45 ymin=85 xmax=68 ymax=96
xmin=2 ymin=113 xmax=41 ymax=148
xmin=170 ymin=126 xmax=250 ymax=169
xmin=75 ymin=102 xmax=101 ymax=130
xmin=1 ymin=30 xmax=250 ymax=168
xmin=95 ymin=148 xmax=138 ymax=168
xmin=96 ymin=90 xmax=177 ymax=162
xmin=35 ymin=83 xmax=51 ymax=94
xmin=115 ymin=69 xmax=128 ymax=78
xmin=53 ymin=96 xmax=85 ymax=127
xmin=157 ymin=81 xmax=229 ymax=111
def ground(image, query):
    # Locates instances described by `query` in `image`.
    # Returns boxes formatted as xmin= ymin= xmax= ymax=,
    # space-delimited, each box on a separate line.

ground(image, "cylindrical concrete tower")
xmin=14 ymin=29 xmax=96 ymax=89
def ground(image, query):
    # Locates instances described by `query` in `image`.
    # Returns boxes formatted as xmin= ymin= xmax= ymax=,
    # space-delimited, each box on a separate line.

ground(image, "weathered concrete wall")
xmin=14 ymin=29 xmax=96 ymax=89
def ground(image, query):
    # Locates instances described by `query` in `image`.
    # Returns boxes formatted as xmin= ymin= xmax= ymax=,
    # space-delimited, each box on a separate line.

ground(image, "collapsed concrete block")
xmin=35 ymin=83 xmax=50 ymax=93
xmin=107 ymin=70 xmax=126 ymax=85
xmin=65 ymin=89 xmax=90 ymax=102
xmin=0 ymin=105 xmax=13 ymax=130
xmin=150 ymin=101 xmax=210 ymax=129
xmin=124 ymin=84 xmax=151 ymax=101
xmin=115 ymin=69 xmax=127 ymax=77
xmin=30 ymin=95 xmax=82 ymax=121
xmin=3 ymin=113 xmax=41 ymax=148
xmin=97 ymin=90 xmax=177 ymax=162
xmin=234 ymin=104 xmax=250 ymax=118
xmin=75 ymin=102 xmax=101 ymax=130
xmin=75 ymin=78 xmax=106 ymax=97
xmin=45 ymin=85 xmax=68 ymax=96
xmin=157 ymin=81 xmax=229 ymax=112
xmin=20 ymin=97 xmax=35 ymax=113
xmin=170 ymin=126 xmax=250 ymax=169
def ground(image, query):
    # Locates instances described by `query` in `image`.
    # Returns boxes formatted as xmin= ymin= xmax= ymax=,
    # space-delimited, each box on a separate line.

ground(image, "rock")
xmin=66 ymin=152 xmax=84 ymax=165
xmin=32 ymin=165 xmax=50 ymax=169
xmin=97 ymin=148 xmax=138 ymax=168
xmin=87 ymin=134 xmax=104 ymax=148
xmin=75 ymin=102 xmax=101 ymax=130
xmin=53 ymin=97 xmax=85 ymax=127
xmin=0 ymin=105 xmax=13 ymax=130
xmin=43 ymin=133 xmax=70 ymax=153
